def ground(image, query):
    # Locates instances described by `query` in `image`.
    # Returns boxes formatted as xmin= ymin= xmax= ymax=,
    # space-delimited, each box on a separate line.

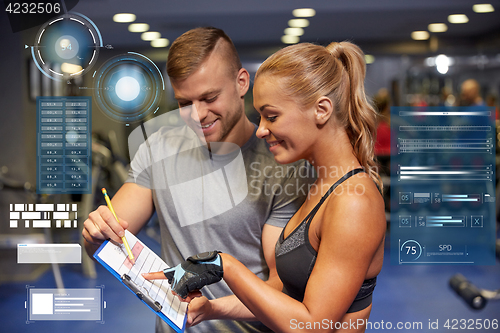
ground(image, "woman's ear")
xmin=315 ymin=96 xmax=334 ymax=125
xmin=236 ymin=68 xmax=250 ymax=98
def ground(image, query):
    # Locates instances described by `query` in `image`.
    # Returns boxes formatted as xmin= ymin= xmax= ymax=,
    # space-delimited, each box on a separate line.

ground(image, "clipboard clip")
xmin=121 ymin=274 xmax=163 ymax=312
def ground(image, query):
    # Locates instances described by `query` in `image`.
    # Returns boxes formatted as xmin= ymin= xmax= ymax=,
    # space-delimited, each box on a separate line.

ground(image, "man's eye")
xmin=179 ymin=102 xmax=192 ymax=108
xmin=267 ymin=116 xmax=277 ymax=122
xmin=206 ymin=96 xmax=217 ymax=103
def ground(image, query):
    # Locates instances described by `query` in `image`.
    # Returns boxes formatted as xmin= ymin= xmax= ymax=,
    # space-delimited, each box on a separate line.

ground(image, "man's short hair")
xmin=166 ymin=27 xmax=242 ymax=80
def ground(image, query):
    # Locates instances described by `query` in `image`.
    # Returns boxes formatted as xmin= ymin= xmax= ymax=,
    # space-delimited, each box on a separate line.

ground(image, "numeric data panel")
xmin=36 ymin=96 xmax=91 ymax=194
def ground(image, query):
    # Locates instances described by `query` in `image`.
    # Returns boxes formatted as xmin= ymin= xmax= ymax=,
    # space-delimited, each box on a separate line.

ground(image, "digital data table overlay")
xmin=390 ymin=106 xmax=496 ymax=265
xmin=36 ymin=96 xmax=91 ymax=194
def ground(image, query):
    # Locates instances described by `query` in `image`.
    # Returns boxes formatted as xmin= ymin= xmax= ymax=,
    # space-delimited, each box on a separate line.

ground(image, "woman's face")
xmin=253 ymin=75 xmax=318 ymax=164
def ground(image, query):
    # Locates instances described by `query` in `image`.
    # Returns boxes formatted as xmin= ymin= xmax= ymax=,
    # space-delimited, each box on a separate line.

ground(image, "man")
xmin=83 ymin=27 xmax=313 ymax=332
xmin=460 ymin=79 xmax=484 ymax=106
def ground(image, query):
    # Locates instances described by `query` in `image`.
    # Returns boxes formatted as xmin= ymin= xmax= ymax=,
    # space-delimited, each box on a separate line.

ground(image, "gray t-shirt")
xmin=126 ymin=124 xmax=314 ymax=333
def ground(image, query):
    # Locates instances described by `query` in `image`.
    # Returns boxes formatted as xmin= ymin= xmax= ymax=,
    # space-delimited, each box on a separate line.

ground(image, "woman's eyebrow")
xmin=259 ymin=104 xmax=274 ymax=112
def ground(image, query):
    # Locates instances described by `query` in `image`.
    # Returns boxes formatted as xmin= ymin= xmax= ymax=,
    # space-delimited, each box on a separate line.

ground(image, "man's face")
xmin=460 ymin=80 xmax=478 ymax=105
xmin=171 ymin=48 xmax=247 ymax=144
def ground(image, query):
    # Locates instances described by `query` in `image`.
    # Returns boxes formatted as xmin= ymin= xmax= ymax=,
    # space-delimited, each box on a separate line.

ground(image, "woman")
xmin=146 ymin=41 xmax=386 ymax=332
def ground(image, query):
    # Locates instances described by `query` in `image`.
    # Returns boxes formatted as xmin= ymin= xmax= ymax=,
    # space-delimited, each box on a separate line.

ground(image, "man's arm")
xmin=82 ymin=182 xmax=154 ymax=257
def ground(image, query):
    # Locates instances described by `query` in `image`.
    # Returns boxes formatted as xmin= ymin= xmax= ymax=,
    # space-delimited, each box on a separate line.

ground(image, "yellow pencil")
xmin=101 ymin=188 xmax=135 ymax=264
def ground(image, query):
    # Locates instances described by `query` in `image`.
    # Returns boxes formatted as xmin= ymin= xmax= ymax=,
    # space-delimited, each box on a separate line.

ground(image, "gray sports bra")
xmin=275 ymin=168 xmax=377 ymax=313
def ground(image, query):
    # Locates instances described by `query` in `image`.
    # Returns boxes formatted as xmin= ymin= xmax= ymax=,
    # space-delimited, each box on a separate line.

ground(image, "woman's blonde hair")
xmin=255 ymin=41 xmax=382 ymax=190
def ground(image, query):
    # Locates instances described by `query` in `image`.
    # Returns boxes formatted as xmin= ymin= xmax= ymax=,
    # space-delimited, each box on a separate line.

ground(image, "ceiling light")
xmin=473 ymin=4 xmax=494 ymax=13
xmin=448 ymin=14 xmax=469 ymax=24
xmin=435 ymin=54 xmax=450 ymax=67
xmin=411 ymin=31 xmax=430 ymax=40
xmin=292 ymin=8 xmax=316 ymax=17
xmin=61 ymin=63 xmax=83 ymax=74
xmin=284 ymin=27 xmax=304 ymax=36
xmin=141 ymin=31 xmax=161 ymax=41
xmin=428 ymin=23 xmax=448 ymax=33
xmin=425 ymin=57 xmax=436 ymax=67
xmin=436 ymin=64 xmax=449 ymax=74
xmin=129 ymin=23 xmax=150 ymax=33
xmin=281 ymin=35 xmax=299 ymax=44
xmin=288 ymin=19 xmax=309 ymax=28
xmin=113 ymin=13 xmax=136 ymax=23
xmin=151 ymin=38 xmax=170 ymax=48
xmin=365 ymin=55 xmax=375 ymax=64
xmin=435 ymin=54 xmax=450 ymax=74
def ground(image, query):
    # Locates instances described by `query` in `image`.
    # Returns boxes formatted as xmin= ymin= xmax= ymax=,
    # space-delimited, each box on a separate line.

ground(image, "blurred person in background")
xmin=373 ymin=88 xmax=391 ymax=158
xmin=459 ymin=79 xmax=485 ymax=106
xmin=486 ymin=94 xmax=498 ymax=120
xmin=440 ymin=86 xmax=456 ymax=107
xmin=410 ymin=93 xmax=428 ymax=107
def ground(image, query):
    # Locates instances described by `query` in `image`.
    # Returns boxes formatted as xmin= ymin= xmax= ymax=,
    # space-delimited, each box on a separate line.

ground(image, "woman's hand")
xmin=142 ymin=270 xmax=217 ymax=327
xmin=142 ymin=251 xmax=223 ymax=299
xmin=186 ymin=296 xmax=213 ymax=327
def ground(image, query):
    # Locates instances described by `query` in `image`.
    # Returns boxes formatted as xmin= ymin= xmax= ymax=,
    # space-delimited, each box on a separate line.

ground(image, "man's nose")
xmin=191 ymin=102 xmax=209 ymax=123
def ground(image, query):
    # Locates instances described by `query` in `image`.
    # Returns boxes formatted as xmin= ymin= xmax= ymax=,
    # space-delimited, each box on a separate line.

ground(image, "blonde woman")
xmin=145 ymin=41 xmax=386 ymax=333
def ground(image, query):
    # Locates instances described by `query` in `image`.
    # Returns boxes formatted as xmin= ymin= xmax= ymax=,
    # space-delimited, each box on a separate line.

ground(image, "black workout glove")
xmin=163 ymin=251 xmax=223 ymax=299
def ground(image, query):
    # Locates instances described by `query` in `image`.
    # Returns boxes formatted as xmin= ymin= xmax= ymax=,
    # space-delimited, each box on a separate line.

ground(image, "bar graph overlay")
xmin=398 ymin=138 xmax=493 ymax=154
xmin=420 ymin=216 xmax=466 ymax=227
xmin=398 ymin=165 xmax=493 ymax=181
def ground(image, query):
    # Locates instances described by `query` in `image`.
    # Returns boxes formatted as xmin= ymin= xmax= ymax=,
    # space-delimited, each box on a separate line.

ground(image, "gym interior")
xmin=1 ymin=1 xmax=499 ymax=332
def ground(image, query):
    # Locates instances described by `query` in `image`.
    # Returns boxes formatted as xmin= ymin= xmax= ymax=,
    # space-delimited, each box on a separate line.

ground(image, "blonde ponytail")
xmin=326 ymin=42 xmax=382 ymax=191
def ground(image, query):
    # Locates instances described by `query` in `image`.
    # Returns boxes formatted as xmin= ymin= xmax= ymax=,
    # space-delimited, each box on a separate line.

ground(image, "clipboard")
xmin=93 ymin=230 xmax=187 ymax=332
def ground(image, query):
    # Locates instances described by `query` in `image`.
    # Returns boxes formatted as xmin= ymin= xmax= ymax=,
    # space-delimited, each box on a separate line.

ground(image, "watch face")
xmin=190 ymin=251 xmax=219 ymax=262
xmin=32 ymin=13 xmax=102 ymax=80
xmin=93 ymin=53 xmax=164 ymax=123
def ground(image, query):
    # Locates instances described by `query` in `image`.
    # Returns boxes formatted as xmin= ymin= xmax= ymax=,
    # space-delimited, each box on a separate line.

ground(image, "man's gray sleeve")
xmin=125 ymin=140 xmax=152 ymax=189
xmin=265 ymin=161 xmax=315 ymax=228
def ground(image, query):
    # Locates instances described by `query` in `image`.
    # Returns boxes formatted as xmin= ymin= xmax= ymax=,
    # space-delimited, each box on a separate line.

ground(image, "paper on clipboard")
xmin=94 ymin=230 xmax=187 ymax=332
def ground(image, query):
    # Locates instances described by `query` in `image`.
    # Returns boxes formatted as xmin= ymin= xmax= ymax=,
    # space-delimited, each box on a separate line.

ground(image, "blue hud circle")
xmin=93 ymin=53 xmax=164 ymax=123
xmin=32 ymin=13 xmax=102 ymax=80
xmin=55 ymin=35 xmax=79 ymax=59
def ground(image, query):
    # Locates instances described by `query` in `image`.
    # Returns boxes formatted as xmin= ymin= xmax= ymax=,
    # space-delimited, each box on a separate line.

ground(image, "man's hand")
xmin=81 ymin=183 xmax=154 ymax=260
xmin=82 ymin=205 xmax=129 ymax=247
